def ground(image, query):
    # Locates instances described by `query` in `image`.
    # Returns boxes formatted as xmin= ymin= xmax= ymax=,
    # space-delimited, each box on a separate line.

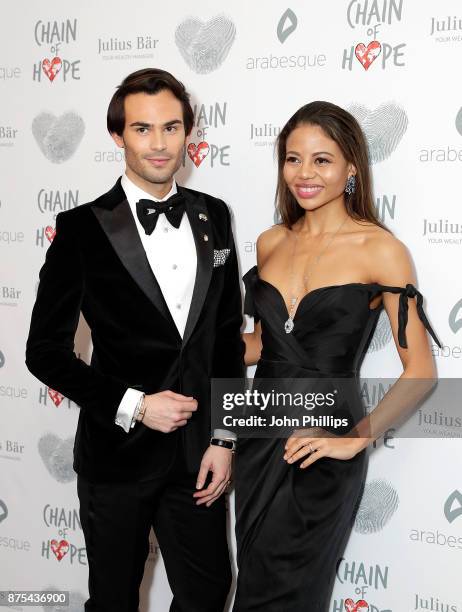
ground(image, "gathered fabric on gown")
xmin=233 ymin=265 xmax=440 ymax=612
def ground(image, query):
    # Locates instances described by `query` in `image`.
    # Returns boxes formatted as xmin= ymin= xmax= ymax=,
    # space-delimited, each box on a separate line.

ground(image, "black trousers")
xmin=77 ymin=442 xmax=232 ymax=612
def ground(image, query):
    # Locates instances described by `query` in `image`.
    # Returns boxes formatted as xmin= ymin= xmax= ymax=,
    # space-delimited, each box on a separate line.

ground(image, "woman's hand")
xmin=283 ymin=428 xmax=370 ymax=468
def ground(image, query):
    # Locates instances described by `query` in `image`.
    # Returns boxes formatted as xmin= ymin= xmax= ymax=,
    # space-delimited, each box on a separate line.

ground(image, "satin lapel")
xmin=92 ymin=197 xmax=181 ymax=341
xmin=181 ymin=188 xmax=214 ymax=348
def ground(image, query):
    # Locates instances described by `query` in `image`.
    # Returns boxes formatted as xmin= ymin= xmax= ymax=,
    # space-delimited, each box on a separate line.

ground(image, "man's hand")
xmin=140 ymin=390 xmax=197 ymax=432
xmin=193 ymin=445 xmax=233 ymax=507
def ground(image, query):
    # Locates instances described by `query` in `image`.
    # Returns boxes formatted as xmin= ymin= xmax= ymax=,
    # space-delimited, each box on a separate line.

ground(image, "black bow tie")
xmin=136 ymin=193 xmax=185 ymax=235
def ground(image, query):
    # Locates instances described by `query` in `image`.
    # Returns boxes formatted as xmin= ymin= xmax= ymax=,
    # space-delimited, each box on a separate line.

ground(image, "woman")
xmin=233 ymin=101 xmax=440 ymax=611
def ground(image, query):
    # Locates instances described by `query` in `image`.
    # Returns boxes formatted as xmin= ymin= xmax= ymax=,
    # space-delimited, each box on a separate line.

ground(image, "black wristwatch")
xmin=210 ymin=437 xmax=236 ymax=453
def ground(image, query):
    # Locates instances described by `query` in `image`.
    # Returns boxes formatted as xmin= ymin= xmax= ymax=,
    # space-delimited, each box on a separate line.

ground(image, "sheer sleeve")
xmin=242 ymin=266 xmax=260 ymax=324
xmin=372 ymin=283 xmax=441 ymax=349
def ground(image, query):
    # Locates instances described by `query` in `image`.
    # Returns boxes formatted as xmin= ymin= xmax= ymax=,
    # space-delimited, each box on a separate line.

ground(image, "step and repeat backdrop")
xmin=1 ymin=1 xmax=461 ymax=610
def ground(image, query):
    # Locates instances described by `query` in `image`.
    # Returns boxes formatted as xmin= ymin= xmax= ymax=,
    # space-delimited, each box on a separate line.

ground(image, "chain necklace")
xmin=284 ymin=216 xmax=349 ymax=334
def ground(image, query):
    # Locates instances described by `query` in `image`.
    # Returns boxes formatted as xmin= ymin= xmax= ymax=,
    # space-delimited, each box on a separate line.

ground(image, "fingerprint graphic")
xmin=175 ymin=15 xmax=236 ymax=74
xmin=348 ymin=102 xmax=408 ymax=164
xmin=38 ymin=433 xmax=75 ymax=483
xmin=32 ymin=111 xmax=85 ymax=163
xmin=367 ymin=308 xmax=392 ymax=352
xmin=455 ymin=106 xmax=462 ymax=136
xmin=354 ymin=478 xmax=399 ymax=534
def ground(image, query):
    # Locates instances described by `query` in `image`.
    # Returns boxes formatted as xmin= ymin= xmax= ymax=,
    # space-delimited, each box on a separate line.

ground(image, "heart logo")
xmin=348 ymin=102 xmax=408 ymax=164
xmin=32 ymin=111 xmax=85 ymax=164
xmin=45 ymin=226 xmax=56 ymax=243
xmin=38 ymin=433 xmax=76 ymax=483
xmin=187 ymin=142 xmax=210 ymax=167
xmin=345 ymin=599 xmax=369 ymax=612
xmin=42 ymin=57 xmax=62 ymax=82
xmin=50 ymin=539 xmax=69 ymax=561
xmin=48 ymin=388 xmax=64 ymax=407
xmin=355 ymin=41 xmax=381 ymax=70
xmin=175 ymin=15 xmax=236 ymax=74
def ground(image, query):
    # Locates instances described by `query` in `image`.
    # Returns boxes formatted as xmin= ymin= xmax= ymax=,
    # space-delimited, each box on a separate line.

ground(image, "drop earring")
xmin=345 ymin=175 xmax=356 ymax=195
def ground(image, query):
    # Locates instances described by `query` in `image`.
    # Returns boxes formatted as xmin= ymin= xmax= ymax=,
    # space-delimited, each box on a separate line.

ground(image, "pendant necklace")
xmin=284 ymin=216 xmax=349 ymax=334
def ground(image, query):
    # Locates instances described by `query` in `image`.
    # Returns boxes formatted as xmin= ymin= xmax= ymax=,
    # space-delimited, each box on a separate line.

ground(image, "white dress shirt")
xmin=114 ymin=173 xmax=235 ymax=442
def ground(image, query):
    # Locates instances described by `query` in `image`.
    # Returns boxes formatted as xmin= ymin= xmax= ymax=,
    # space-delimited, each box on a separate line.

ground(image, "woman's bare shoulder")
xmin=256 ymin=224 xmax=288 ymax=264
xmin=364 ymin=227 xmax=408 ymax=259
xmin=361 ymin=226 xmax=414 ymax=285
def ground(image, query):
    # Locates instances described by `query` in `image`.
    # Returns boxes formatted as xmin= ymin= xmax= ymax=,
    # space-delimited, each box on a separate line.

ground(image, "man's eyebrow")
xmin=164 ymin=119 xmax=183 ymax=127
xmin=128 ymin=119 xmax=184 ymax=128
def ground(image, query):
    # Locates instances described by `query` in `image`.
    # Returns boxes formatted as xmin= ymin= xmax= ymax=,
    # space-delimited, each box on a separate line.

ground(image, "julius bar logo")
xmin=97 ymin=35 xmax=159 ymax=61
xmin=33 ymin=19 xmax=80 ymax=83
xmin=422 ymin=219 xmax=462 ymax=246
xmin=414 ymin=592 xmax=459 ymax=611
xmin=0 ymin=125 xmax=18 ymax=147
xmin=250 ymin=121 xmax=281 ymax=147
xmin=430 ymin=15 xmax=462 ymax=43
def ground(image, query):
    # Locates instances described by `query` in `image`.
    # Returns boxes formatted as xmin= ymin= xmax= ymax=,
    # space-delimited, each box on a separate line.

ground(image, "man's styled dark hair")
xmin=107 ymin=68 xmax=194 ymax=136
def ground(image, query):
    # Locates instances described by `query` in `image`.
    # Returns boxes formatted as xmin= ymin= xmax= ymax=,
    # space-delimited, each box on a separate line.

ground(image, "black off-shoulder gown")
xmin=233 ymin=265 xmax=440 ymax=612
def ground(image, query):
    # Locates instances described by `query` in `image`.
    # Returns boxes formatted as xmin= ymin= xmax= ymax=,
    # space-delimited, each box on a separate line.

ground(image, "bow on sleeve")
xmin=395 ymin=284 xmax=441 ymax=349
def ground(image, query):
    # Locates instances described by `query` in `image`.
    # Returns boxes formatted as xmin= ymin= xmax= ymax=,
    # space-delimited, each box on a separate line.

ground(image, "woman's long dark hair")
xmin=275 ymin=101 xmax=389 ymax=231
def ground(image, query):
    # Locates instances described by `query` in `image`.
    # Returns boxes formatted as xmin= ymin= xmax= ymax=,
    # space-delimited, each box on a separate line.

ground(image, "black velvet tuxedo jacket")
xmin=25 ymin=178 xmax=245 ymax=483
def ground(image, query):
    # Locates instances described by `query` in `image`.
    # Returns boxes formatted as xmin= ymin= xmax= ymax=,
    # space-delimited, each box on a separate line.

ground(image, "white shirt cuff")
xmin=213 ymin=428 xmax=237 ymax=441
xmin=115 ymin=388 xmax=143 ymax=433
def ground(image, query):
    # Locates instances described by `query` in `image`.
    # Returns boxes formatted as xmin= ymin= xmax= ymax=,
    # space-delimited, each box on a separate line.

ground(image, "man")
xmin=26 ymin=68 xmax=244 ymax=612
